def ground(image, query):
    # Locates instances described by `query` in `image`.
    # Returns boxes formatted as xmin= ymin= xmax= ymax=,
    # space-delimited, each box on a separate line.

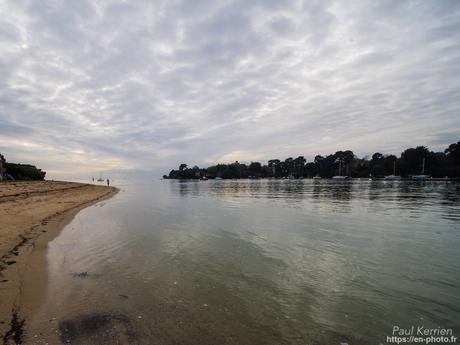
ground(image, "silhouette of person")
xmin=107 ymin=178 xmax=110 ymax=186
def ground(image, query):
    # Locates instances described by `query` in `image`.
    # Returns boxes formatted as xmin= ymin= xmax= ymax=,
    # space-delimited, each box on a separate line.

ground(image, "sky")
xmin=1 ymin=0 xmax=459 ymax=179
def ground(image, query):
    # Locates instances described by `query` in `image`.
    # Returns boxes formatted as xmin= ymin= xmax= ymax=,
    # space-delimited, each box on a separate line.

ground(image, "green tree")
xmin=445 ymin=141 xmax=460 ymax=162
xmin=249 ymin=162 xmax=262 ymax=176
xmin=400 ymin=146 xmax=429 ymax=174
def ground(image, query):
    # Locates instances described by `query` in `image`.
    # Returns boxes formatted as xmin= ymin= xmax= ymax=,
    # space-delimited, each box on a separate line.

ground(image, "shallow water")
xmin=26 ymin=179 xmax=460 ymax=344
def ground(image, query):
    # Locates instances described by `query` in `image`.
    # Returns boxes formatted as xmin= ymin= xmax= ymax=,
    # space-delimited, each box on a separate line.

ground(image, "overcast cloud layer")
xmin=1 ymin=0 xmax=460 ymax=177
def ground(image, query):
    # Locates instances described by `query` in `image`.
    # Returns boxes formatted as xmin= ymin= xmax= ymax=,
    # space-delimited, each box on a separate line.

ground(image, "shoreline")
xmin=0 ymin=181 xmax=118 ymax=344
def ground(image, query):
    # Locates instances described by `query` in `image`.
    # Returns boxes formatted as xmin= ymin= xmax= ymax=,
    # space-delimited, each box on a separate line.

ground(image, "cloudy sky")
xmin=1 ymin=0 xmax=459 ymax=178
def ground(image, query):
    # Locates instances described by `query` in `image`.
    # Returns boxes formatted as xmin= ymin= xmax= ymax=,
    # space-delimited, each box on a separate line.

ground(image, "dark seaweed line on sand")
xmin=2 ymin=308 xmax=25 ymax=345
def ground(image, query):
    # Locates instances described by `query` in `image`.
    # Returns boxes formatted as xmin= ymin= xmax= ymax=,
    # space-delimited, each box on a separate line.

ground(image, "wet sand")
xmin=0 ymin=181 xmax=118 ymax=343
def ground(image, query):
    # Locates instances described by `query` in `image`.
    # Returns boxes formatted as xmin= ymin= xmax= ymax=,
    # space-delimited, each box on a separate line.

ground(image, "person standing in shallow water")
xmin=106 ymin=178 xmax=110 ymax=186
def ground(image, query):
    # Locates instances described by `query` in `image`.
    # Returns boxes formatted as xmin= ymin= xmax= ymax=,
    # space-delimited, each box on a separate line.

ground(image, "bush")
xmin=5 ymin=163 xmax=46 ymax=180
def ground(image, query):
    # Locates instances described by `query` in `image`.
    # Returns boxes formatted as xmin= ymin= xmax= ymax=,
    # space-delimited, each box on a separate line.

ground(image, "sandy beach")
xmin=0 ymin=181 xmax=118 ymax=344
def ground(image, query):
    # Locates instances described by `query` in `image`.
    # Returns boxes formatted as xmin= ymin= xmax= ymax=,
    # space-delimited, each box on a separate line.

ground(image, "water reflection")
xmin=24 ymin=179 xmax=460 ymax=345
xmin=169 ymin=179 xmax=460 ymax=219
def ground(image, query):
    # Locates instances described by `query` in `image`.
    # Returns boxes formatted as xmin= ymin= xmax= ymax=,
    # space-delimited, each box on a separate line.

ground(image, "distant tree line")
xmin=164 ymin=141 xmax=460 ymax=179
xmin=0 ymin=153 xmax=46 ymax=180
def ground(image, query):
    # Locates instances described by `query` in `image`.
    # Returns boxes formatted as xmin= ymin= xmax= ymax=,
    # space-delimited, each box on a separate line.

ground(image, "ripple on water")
xmin=29 ymin=179 xmax=460 ymax=345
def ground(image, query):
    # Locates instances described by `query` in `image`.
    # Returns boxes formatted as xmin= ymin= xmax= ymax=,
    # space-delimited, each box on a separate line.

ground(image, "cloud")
xmin=0 ymin=0 xmax=459 ymax=178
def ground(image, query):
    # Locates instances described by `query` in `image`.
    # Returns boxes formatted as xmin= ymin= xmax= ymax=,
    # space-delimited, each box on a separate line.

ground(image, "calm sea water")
xmin=26 ymin=179 xmax=460 ymax=344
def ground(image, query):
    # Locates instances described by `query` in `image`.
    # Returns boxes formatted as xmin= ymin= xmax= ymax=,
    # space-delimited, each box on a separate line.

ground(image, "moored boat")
xmin=412 ymin=174 xmax=430 ymax=180
xmin=332 ymin=158 xmax=350 ymax=179
xmin=412 ymin=158 xmax=430 ymax=180
xmin=385 ymin=161 xmax=401 ymax=180
xmin=384 ymin=175 xmax=402 ymax=180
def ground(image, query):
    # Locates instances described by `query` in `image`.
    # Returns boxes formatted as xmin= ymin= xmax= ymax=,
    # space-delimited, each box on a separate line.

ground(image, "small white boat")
xmin=97 ymin=173 xmax=104 ymax=182
xmin=412 ymin=158 xmax=430 ymax=180
xmin=412 ymin=175 xmax=430 ymax=180
xmin=385 ymin=161 xmax=401 ymax=180
xmin=332 ymin=159 xmax=350 ymax=179
xmin=313 ymin=165 xmax=321 ymax=179
xmin=384 ymin=175 xmax=402 ymax=180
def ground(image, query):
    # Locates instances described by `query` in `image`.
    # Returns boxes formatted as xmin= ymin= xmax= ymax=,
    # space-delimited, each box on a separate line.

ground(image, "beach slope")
xmin=0 ymin=181 xmax=118 ymax=343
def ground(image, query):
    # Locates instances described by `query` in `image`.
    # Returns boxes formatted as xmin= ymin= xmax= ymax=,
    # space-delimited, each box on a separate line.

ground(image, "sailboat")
xmin=313 ymin=166 xmax=321 ymax=179
xmin=332 ymin=160 xmax=350 ymax=179
xmin=384 ymin=161 xmax=401 ymax=180
xmin=97 ymin=173 xmax=104 ymax=182
xmin=412 ymin=158 xmax=430 ymax=180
